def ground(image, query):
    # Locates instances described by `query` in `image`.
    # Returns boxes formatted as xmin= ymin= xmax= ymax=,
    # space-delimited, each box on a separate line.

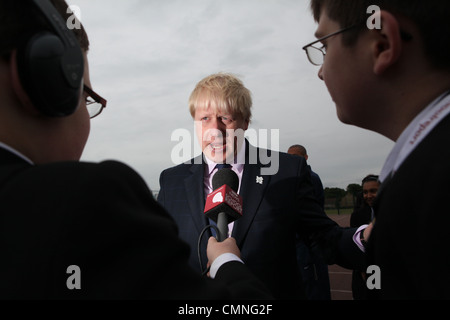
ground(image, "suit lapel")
xmin=184 ymin=157 xmax=207 ymax=234
xmin=232 ymin=144 xmax=271 ymax=247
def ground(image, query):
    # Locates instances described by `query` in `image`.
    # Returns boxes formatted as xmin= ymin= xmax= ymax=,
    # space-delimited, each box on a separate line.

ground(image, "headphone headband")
xmin=33 ymin=0 xmax=77 ymax=48
xmin=32 ymin=0 xmax=84 ymax=89
xmin=16 ymin=0 xmax=84 ymax=117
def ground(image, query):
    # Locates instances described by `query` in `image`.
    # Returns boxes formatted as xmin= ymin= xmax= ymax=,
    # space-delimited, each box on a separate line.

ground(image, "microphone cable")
xmin=197 ymin=224 xmax=220 ymax=277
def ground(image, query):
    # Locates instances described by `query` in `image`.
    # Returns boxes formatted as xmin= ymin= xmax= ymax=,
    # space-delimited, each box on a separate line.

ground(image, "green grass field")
xmin=325 ymin=208 xmax=353 ymax=216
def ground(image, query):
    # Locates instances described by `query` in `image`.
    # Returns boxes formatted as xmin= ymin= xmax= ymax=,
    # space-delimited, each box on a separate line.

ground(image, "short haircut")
xmin=189 ymin=73 xmax=252 ymax=123
xmin=309 ymin=0 xmax=450 ymax=71
xmin=0 ymin=0 xmax=89 ymax=60
xmin=362 ymin=174 xmax=379 ymax=186
xmin=288 ymin=145 xmax=307 ymax=157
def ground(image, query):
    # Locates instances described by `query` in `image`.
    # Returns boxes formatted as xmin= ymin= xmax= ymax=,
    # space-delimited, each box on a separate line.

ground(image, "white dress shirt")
xmin=203 ymin=139 xmax=246 ymax=237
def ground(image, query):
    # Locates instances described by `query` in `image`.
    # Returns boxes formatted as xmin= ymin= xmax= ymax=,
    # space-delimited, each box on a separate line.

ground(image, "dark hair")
xmin=0 ymin=0 xmax=89 ymax=60
xmin=288 ymin=144 xmax=307 ymax=156
xmin=362 ymin=174 xmax=379 ymax=185
xmin=309 ymin=0 xmax=450 ymax=71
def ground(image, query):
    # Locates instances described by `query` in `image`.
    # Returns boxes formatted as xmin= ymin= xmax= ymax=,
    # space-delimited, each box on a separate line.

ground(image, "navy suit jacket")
xmin=158 ymin=142 xmax=363 ymax=299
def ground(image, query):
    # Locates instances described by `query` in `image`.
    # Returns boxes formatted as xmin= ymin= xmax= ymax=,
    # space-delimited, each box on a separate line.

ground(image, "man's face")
xmin=315 ymin=10 xmax=375 ymax=129
xmin=194 ymin=99 xmax=249 ymax=164
xmin=362 ymin=180 xmax=379 ymax=207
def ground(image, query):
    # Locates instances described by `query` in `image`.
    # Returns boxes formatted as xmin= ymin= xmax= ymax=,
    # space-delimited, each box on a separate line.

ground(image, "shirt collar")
xmin=204 ymin=139 xmax=246 ymax=175
xmin=380 ymin=90 xmax=450 ymax=182
xmin=0 ymin=141 xmax=34 ymax=165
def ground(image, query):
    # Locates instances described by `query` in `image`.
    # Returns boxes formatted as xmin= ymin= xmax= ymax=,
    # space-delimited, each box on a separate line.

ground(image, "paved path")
xmin=327 ymin=214 xmax=353 ymax=300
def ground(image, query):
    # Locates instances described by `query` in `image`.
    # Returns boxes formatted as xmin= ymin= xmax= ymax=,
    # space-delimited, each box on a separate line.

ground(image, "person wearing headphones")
xmin=0 ymin=0 xmax=271 ymax=299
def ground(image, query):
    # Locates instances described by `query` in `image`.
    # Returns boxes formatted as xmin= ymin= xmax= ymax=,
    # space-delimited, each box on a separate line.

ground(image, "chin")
xmin=204 ymin=149 xmax=234 ymax=164
xmin=336 ymin=108 xmax=355 ymax=126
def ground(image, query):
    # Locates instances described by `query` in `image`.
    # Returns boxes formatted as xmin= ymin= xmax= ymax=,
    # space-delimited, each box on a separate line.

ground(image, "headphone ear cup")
xmin=16 ymin=32 xmax=83 ymax=117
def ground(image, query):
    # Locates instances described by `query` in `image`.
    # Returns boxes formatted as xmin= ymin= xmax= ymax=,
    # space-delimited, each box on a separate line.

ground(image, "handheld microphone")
xmin=204 ymin=168 xmax=243 ymax=241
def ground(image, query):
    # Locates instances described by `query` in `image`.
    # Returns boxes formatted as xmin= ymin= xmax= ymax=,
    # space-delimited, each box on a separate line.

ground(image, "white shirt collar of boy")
xmin=0 ymin=141 xmax=34 ymax=165
xmin=380 ymin=90 xmax=450 ymax=182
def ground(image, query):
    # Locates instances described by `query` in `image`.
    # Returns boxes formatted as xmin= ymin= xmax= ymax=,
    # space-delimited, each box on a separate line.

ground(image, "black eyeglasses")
xmin=302 ymin=24 xmax=361 ymax=66
xmin=84 ymin=85 xmax=107 ymax=119
xmin=302 ymin=23 xmax=413 ymax=66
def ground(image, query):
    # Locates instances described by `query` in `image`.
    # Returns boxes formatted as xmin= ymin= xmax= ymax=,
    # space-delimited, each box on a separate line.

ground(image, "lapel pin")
xmin=256 ymin=176 xmax=264 ymax=185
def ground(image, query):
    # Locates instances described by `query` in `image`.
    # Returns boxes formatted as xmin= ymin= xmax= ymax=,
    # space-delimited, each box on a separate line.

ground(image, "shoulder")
xmin=6 ymin=160 xmax=155 ymax=210
xmin=2 ymin=159 xmax=176 ymax=238
xmin=160 ymin=162 xmax=194 ymax=177
xmin=394 ymin=114 xmax=450 ymax=183
xmin=310 ymin=169 xmax=321 ymax=180
xmin=250 ymin=144 xmax=305 ymax=170
xmin=30 ymin=160 xmax=147 ymax=189
xmin=159 ymin=155 xmax=203 ymax=180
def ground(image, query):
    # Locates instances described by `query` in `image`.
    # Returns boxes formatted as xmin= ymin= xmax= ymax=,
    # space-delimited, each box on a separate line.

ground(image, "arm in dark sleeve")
xmin=64 ymin=161 xmax=272 ymax=300
xmin=293 ymin=159 xmax=365 ymax=270
xmin=215 ymin=262 xmax=273 ymax=300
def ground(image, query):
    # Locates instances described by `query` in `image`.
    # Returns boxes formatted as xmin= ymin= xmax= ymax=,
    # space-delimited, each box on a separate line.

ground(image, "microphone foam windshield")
xmin=212 ymin=168 xmax=239 ymax=192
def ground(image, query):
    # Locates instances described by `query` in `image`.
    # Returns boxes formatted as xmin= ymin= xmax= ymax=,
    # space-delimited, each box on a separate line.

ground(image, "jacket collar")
xmin=183 ymin=140 xmax=274 ymax=247
xmin=232 ymin=142 xmax=271 ymax=246
xmin=0 ymin=142 xmax=33 ymax=165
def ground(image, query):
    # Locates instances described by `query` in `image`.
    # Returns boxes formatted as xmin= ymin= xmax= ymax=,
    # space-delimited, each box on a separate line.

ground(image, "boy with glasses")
xmin=304 ymin=0 xmax=450 ymax=299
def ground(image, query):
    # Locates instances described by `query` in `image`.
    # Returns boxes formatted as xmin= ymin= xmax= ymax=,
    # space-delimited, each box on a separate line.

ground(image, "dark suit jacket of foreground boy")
xmin=0 ymin=147 xmax=273 ymax=299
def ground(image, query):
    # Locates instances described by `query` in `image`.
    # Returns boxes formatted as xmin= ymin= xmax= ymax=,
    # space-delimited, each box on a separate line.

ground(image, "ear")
xmin=372 ymin=10 xmax=403 ymax=75
xmin=9 ymin=50 xmax=39 ymax=115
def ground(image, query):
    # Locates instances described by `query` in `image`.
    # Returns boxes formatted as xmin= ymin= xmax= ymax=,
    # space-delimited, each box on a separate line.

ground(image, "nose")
xmin=210 ymin=117 xmax=226 ymax=131
xmin=206 ymin=118 xmax=226 ymax=141
xmin=318 ymin=66 xmax=324 ymax=81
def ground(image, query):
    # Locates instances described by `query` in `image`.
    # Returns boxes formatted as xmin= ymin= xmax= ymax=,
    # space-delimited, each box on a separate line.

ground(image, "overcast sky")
xmin=67 ymin=0 xmax=394 ymax=191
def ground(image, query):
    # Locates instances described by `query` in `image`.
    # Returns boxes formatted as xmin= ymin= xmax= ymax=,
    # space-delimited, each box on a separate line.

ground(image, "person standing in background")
xmin=288 ymin=144 xmax=331 ymax=300
xmin=350 ymin=174 xmax=380 ymax=299
xmin=288 ymin=145 xmax=325 ymax=208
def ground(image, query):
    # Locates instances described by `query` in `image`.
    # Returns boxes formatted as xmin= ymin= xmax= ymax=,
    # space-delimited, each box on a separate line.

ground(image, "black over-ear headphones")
xmin=16 ymin=0 xmax=84 ymax=117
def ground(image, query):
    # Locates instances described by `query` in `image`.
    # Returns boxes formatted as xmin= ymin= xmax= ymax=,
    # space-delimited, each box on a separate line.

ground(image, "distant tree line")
xmin=324 ymin=183 xmax=363 ymax=213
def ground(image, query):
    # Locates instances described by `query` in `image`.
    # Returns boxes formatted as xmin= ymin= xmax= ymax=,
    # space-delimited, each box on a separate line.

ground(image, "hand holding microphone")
xmin=200 ymin=167 xmax=244 ymax=276
xmin=207 ymin=237 xmax=241 ymax=263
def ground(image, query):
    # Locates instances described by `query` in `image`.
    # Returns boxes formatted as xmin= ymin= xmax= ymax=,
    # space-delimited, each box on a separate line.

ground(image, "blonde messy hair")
xmin=189 ymin=73 xmax=252 ymax=123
